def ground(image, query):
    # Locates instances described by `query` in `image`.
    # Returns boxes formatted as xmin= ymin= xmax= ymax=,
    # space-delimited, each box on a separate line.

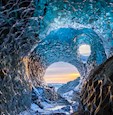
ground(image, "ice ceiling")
xmin=35 ymin=28 xmax=106 ymax=76
xmin=27 ymin=0 xmax=113 ymax=83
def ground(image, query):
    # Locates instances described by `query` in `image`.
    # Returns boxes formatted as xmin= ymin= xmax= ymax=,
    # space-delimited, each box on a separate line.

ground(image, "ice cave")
xmin=0 ymin=0 xmax=113 ymax=115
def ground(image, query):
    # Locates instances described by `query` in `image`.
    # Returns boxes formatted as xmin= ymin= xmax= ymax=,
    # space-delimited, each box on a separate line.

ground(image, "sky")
xmin=79 ymin=44 xmax=91 ymax=56
xmin=44 ymin=44 xmax=90 ymax=83
xmin=44 ymin=62 xmax=80 ymax=83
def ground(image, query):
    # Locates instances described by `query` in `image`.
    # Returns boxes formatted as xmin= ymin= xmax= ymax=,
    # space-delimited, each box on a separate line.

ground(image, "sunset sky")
xmin=44 ymin=62 xmax=80 ymax=83
xmin=44 ymin=45 xmax=90 ymax=83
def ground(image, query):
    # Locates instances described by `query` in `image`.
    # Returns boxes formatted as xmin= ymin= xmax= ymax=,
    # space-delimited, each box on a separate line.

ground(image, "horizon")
xmin=44 ymin=62 xmax=80 ymax=83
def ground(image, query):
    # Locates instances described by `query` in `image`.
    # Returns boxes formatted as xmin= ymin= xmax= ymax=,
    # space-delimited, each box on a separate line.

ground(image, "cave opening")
xmin=44 ymin=62 xmax=80 ymax=92
xmin=78 ymin=44 xmax=91 ymax=63
xmin=78 ymin=44 xmax=91 ymax=56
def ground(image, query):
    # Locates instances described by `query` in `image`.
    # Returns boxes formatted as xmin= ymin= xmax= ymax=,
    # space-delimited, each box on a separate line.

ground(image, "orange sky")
xmin=44 ymin=73 xmax=80 ymax=83
xmin=44 ymin=62 xmax=80 ymax=83
xmin=23 ymin=59 xmax=80 ymax=83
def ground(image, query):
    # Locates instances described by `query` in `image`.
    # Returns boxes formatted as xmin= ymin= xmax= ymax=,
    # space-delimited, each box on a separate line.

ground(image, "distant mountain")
xmin=48 ymin=83 xmax=64 ymax=91
xmin=57 ymin=77 xmax=80 ymax=95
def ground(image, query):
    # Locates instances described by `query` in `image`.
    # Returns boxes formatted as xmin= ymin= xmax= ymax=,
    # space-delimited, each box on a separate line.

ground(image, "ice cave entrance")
xmin=44 ymin=62 xmax=80 ymax=91
xmin=78 ymin=44 xmax=91 ymax=62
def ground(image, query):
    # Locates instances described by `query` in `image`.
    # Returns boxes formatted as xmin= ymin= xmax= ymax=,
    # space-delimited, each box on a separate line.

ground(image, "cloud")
xmin=44 ymin=62 xmax=80 ymax=83
xmin=45 ymin=62 xmax=79 ymax=75
xmin=44 ymin=73 xmax=80 ymax=83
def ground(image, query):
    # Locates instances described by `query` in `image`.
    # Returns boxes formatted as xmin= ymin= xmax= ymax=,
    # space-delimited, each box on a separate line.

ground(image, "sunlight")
xmin=44 ymin=62 xmax=80 ymax=83
xmin=69 ymin=73 xmax=80 ymax=77
xmin=79 ymin=44 xmax=91 ymax=56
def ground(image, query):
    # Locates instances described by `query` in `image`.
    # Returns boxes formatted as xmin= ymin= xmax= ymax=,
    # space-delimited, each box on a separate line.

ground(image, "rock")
xmin=32 ymin=87 xmax=44 ymax=102
xmin=57 ymin=77 xmax=80 ymax=96
xmin=81 ymin=56 xmax=113 ymax=114
xmin=44 ymin=86 xmax=58 ymax=101
xmin=57 ymin=78 xmax=81 ymax=103
xmin=19 ymin=110 xmax=35 ymax=115
xmin=61 ymin=105 xmax=71 ymax=112
xmin=32 ymin=86 xmax=58 ymax=101
xmin=72 ymin=101 xmax=83 ymax=113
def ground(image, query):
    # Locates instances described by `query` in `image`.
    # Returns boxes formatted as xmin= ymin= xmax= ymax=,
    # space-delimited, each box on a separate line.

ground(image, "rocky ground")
xmin=19 ymin=79 xmax=82 ymax=115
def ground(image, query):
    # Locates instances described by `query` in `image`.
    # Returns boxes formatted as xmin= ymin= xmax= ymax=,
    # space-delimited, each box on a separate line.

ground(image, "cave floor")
xmin=20 ymin=92 xmax=80 ymax=115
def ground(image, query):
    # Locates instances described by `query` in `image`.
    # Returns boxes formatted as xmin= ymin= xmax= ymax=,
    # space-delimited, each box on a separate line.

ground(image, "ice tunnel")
xmin=0 ymin=0 xmax=113 ymax=114
xmin=26 ymin=28 xmax=107 ymax=86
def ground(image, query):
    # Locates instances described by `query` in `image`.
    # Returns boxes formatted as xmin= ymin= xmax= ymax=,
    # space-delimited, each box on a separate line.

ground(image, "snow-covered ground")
xmin=30 ymin=103 xmax=71 ymax=114
xmin=20 ymin=79 xmax=81 ymax=115
xmin=20 ymin=102 xmax=73 ymax=115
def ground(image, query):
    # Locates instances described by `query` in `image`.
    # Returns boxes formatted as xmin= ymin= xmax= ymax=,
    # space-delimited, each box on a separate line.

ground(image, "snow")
xmin=20 ymin=80 xmax=81 ymax=115
xmin=30 ymin=103 xmax=71 ymax=115
xmin=62 ymin=90 xmax=74 ymax=103
xmin=74 ymin=84 xmax=81 ymax=92
xmin=46 ymin=105 xmax=66 ymax=111
xmin=31 ymin=103 xmax=43 ymax=112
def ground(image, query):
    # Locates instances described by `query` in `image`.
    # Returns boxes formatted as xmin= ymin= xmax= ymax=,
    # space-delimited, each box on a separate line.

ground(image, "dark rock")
xmin=32 ymin=86 xmax=58 ymax=104
xmin=32 ymin=87 xmax=45 ymax=100
xmin=72 ymin=102 xmax=80 ymax=112
xmin=44 ymin=86 xmax=58 ymax=101
xmin=57 ymin=77 xmax=80 ymax=95
xmin=81 ymin=56 xmax=113 ymax=114
xmin=61 ymin=105 xmax=71 ymax=112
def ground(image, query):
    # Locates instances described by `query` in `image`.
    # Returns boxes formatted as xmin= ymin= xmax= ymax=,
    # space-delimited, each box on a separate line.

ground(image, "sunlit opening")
xmin=79 ymin=44 xmax=91 ymax=56
xmin=44 ymin=62 xmax=80 ymax=84
xmin=44 ymin=62 xmax=80 ymax=91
